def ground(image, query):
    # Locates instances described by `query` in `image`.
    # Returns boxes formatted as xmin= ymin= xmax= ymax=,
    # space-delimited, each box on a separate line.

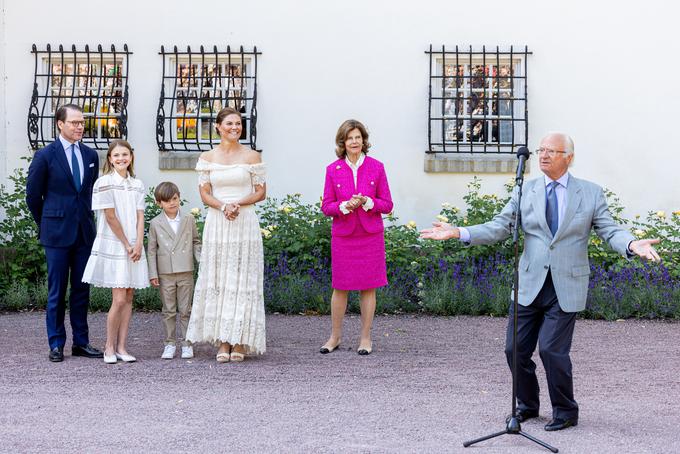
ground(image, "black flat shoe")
xmin=49 ymin=347 xmax=64 ymax=362
xmin=319 ymin=343 xmax=340 ymax=354
xmin=506 ymin=409 xmax=539 ymax=423
xmin=72 ymin=343 xmax=104 ymax=358
xmin=544 ymin=418 xmax=578 ymax=431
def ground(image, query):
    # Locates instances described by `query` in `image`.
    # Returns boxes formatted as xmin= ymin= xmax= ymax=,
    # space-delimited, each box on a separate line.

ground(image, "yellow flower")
xmin=406 ymin=220 xmax=417 ymax=230
xmin=452 ymin=207 xmax=460 ymax=214
xmin=278 ymin=204 xmax=292 ymax=214
xmin=463 ymin=217 xmax=468 ymax=225
xmin=260 ymin=228 xmax=271 ymax=238
xmin=634 ymin=229 xmax=646 ymax=238
xmin=190 ymin=207 xmax=201 ymax=217
xmin=656 ymin=211 xmax=666 ymax=218
xmin=436 ymin=214 xmax=449 ymax=223
xmin=673 ymin=210 xmax=680 ymax=216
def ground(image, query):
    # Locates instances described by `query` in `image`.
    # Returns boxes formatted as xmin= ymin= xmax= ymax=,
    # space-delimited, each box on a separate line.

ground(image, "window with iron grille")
xmin=156 ymin=45 xmax=260 ymax=152
xmin=426 ymin=45 xmax=530 ymax=154
xmin=27 ymin=44 xmax=130 ymax=150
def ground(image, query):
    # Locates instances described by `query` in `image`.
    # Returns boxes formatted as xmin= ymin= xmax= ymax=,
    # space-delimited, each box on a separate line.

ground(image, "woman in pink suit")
xmin=320 ymin=119 xmax=393 ymax=355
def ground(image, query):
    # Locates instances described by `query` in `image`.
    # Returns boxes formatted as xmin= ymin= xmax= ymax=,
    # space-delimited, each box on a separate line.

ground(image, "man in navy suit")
xmin=26 ymin=104 xmax=104 ymax=362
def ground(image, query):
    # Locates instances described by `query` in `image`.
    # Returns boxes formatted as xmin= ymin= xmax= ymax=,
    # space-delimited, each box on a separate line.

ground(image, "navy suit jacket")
xmin=26 ymin=140 xmax=99 ymax=248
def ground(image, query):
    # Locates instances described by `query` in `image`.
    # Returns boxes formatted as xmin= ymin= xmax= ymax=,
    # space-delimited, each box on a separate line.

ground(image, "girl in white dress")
xmin=82 ymin=139 xmax=148 ymax=364
xmin=186 ymin=107 xmax=267 ymax=363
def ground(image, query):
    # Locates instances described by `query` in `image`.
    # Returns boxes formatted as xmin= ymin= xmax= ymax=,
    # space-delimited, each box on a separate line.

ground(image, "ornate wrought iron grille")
xmin=27 ymin=44 xmax=131 ymax=150
xmin=156 ymin=45 xmax=260 ymax=151
xmin=426 ymin=45 xmax=531 ymax=153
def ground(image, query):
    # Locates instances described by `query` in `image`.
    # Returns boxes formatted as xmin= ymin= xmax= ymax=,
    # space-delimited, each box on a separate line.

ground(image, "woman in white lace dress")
xmin=186 ymin=107 xmax=267 ymax=362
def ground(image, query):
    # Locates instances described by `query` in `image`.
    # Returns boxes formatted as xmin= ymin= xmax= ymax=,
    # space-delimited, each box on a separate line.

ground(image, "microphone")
xmin=515 ymin=146 xmax=530 ymax=184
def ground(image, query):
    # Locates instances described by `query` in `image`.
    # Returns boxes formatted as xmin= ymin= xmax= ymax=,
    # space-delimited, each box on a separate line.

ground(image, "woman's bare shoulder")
xmin=199 ymin=150 xmax=216 ymax=162
xmin=243 ymin=148 xmax=262 ymax=164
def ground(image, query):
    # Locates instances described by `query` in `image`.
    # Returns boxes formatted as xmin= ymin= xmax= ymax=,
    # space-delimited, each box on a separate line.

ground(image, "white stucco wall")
xmin=0 ymin=0 xmax=7 ymax=179
xmin=1 ymin=0 xmax=678 ymax=226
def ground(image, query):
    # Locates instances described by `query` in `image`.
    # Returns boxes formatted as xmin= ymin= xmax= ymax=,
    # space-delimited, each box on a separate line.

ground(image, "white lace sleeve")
xmin=195 ymin=158 xmax=211 ymax=187
xmin=250 ymin=163 xmax=266 ymax=186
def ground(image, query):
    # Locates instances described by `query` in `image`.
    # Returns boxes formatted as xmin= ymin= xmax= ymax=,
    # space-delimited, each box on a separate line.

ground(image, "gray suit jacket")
xmin=147 ymin=213 xmax=201 ymax=280
xmin=466 ymin=174 xmax=634 ymax=312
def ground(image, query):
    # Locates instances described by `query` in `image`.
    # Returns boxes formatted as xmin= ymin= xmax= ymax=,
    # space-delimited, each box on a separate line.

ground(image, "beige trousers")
xmin=159 ymin=272 xmax=194 ymax=346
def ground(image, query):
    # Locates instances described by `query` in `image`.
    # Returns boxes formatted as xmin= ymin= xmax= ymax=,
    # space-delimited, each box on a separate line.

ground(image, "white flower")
xmin=634 ymin=229 xmax=646 ymax=238
xmin=656 ymin=210 xmax=666 ymax=218
xmin=436 ymin=214 xmax=449 ymax=223
xmin=190 ymin=207 xmax=201 ymax=216
xmin=416 ymin=281 xmax=424 ymax=288
xmin=441 ymin=202 xmax=452 ymax=208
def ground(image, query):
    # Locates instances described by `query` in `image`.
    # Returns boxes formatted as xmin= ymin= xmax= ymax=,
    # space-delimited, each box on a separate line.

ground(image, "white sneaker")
xmin=181 ymin=345 xmax=194 ymax=359
xmin=161 ymin=344 xmax=176 ymax=359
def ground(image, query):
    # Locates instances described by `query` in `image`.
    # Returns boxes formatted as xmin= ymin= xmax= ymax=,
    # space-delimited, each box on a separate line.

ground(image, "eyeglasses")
xmin=65 ymin=120 xmax=86 ymax=127
xmin=534 ymin=148 xmax=568 ymax=157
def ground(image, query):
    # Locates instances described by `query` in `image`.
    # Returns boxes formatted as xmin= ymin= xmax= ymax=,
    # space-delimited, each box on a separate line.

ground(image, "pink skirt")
xmin=331 ymin=224 xmax=387 ymax=291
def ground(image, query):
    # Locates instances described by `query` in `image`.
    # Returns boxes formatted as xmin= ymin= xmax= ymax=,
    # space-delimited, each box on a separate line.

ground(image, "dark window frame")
xmin=426 ymin=45 xmax=531 ymax=154
xmin=27 ymin=43 xmax=131 ymax=151
xmin=156 ymin=45 xmax=261 ymax=152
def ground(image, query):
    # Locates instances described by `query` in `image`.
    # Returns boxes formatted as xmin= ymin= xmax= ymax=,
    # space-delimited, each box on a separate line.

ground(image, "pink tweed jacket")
xmin=321 ymin=156 xmax=393 ymax=237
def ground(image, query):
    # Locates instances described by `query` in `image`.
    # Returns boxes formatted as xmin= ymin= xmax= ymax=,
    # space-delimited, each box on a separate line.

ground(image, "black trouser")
xmin=505 ymin=271 xmax=579 ymax=421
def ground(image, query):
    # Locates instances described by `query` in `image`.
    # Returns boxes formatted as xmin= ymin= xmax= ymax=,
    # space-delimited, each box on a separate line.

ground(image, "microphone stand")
xmin=462 ymin=154 xmax=558 ymax=453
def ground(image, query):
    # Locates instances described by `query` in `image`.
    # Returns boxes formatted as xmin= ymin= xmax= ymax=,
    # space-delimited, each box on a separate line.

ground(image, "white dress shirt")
xmin=339 ymin=153 xmax=375 ymax=215
xmin=58 ymin=135 xmax=84 ymax=185
xmin=165 ymin=211 xmax=181 ymax=235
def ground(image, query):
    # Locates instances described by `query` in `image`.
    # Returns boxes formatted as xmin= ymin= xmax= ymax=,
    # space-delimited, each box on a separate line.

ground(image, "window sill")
xmin=424 ymin=152 xmax=524 ymax=174
xmin=158 ymin=151 xmax=202 ymax=170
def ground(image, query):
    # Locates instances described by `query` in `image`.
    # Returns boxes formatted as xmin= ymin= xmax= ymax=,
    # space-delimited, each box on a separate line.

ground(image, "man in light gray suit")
xmin=421 ymin=133 xmax=659 ymax=431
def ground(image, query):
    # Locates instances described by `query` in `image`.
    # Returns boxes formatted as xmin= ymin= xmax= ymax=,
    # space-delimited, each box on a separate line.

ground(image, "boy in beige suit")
xmin=148 ymin=182 xmax=201 ymax=359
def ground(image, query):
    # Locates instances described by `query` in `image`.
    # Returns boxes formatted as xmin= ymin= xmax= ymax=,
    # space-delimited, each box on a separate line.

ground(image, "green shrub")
xmin=0 ymin=157 xmax=46 ymax=289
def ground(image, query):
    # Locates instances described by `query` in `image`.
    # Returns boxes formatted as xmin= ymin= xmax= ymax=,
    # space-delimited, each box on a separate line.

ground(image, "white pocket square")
xmin=89 ymin=163 xmax=95 ymax=167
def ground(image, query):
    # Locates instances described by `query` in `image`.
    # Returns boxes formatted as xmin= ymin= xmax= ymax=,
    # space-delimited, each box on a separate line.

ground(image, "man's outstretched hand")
xmin=629 ymin=239 xmax=661 ymax=262
xmin=420 ymin=222 xmax=460 ymax=241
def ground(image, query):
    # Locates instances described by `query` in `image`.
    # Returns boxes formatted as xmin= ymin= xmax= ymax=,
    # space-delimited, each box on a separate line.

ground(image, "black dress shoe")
xmin=49 ymin=347 xmax=64 ymax=362
xmin=72 ymin=343 xmax=104 ymax=358
xmin=544 ymin=418 xmax=578 ymax=431
xmin=506 ymin=409 xmax=539 ymax=423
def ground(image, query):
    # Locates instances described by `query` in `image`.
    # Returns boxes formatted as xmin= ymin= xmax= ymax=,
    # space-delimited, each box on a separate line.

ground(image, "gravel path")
xmin=1 ymin=312 xmax=678 ymax=453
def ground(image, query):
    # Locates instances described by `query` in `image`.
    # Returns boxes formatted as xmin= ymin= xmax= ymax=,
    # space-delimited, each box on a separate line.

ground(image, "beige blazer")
xmin=147 ymin=212 xmax=201 ymax=280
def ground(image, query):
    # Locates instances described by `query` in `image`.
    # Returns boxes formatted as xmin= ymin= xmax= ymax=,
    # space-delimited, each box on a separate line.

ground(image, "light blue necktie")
xmin=70 ymin=144 xmax=81 ymax=192
xmin=546 ymin=181 xmax=559 ymax=236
